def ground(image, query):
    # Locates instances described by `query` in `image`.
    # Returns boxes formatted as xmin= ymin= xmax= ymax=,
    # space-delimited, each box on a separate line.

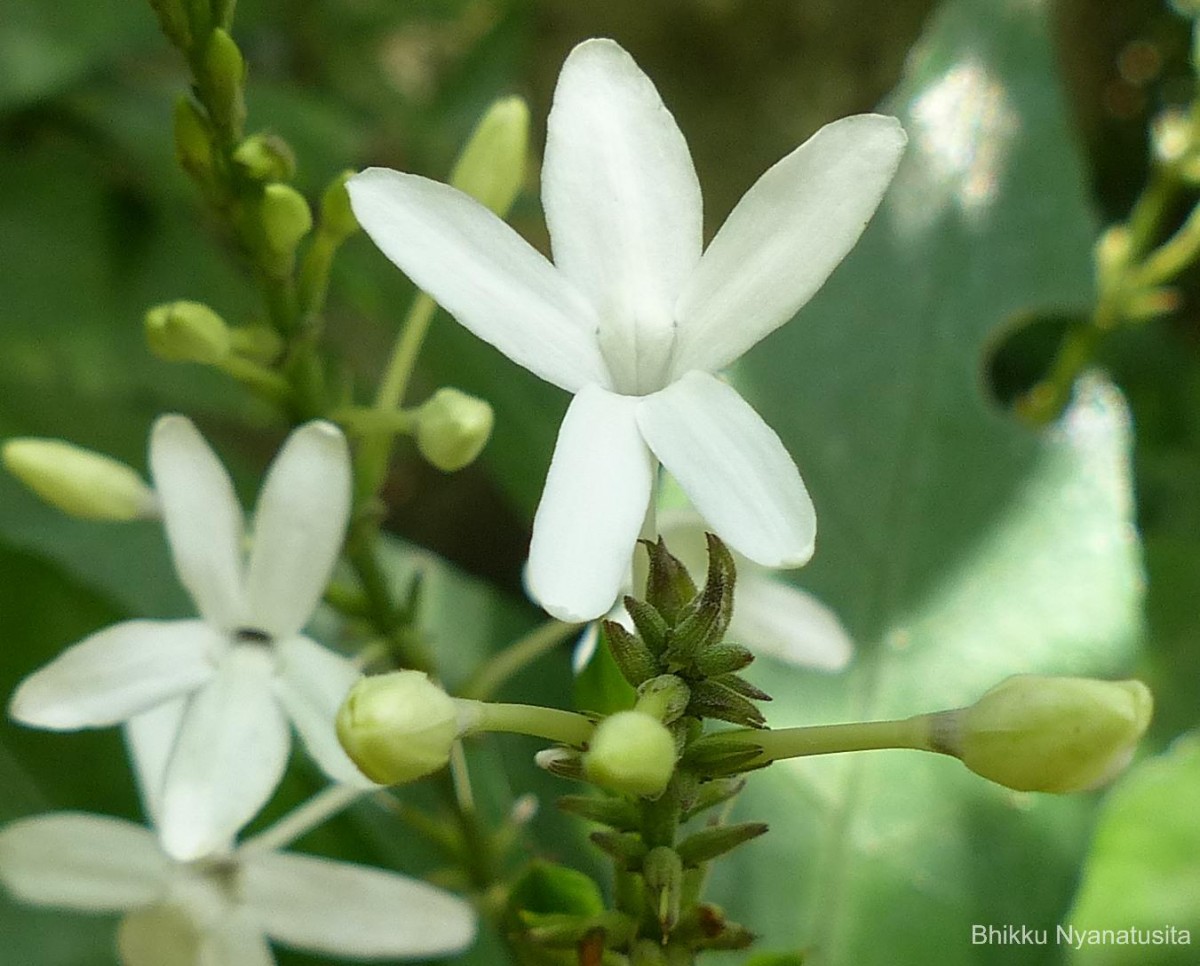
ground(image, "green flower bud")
xmin=172 ymin=96 xmax=214 ymax=183
xmin=147 ymin=0 xmax=192 ymax=52
xmin=336 ymin=671 xmax=461 ymax=785
xmin=145 ymin=301 xmax=232 ymax=364
xmin=260 ymin=183 xmax=313 ymax=263
xmin=232 ymin=134 xmax=297 ymax=182
xmin=450 ymin=97 xmax=530 ymax=217
xmin=415 ymin=388 xmax=494 ymax=472
xmin=3 ymin=439 xmax=157 ymax=521
xmin=583 ymin=710 xmax=677 ymax=798
xmin=933 ymin=675 xmax=1153 ymax=794
xmin=202 ymin=28 xmax=246 ymax=137
xmin=319 ymin=170 xmax=360 ymax=241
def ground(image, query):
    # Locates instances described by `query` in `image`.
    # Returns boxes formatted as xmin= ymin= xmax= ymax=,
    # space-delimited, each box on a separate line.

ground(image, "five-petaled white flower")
xmin=347 ymin=38 xmax=906 ymax=622
xmin=9 ymin=416 xmax=369 ymax=861
xmin=0 ymin=718 xmax=475 ymax=965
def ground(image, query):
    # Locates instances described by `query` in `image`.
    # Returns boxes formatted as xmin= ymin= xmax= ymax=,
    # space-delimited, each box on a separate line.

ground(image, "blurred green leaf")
xmin=0 ymin=0 xmax=157 ymax=110
xmin=695 ymin=0 xmax=1145 ymax=963
xmin=1066 ymin=734 xmax=1200 ymax=966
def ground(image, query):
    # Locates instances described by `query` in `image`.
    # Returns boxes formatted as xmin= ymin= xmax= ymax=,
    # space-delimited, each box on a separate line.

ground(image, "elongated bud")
xmin=642 ymin=846 xmax=683 ymax=932
xmin=319 ymin=170 xmax=360 ymax=241
xmin=583 ymin=710 xmax=677 ymax=798
xmin=147 ymin=0 xmax=192 ymax=52
xmin=931 ymin=675 xmax=1153 ymax=794
xmin=202 ymin=28 xmax=246 ymax=137
xmin=415 ymin=388 xmax=494 ymax=472
xmin=145 ymin=301 xmax=232 ymax=364
xmin=232 ymin=134 xmax=297 ymax=182
xmin=336 ymin=671 xmax=462 ymax=784
xmin=173 ymin=97 xmax=214 ymax=183
xmin=450 ymin=97 xmax=530 ymax=217
xmin=260 ymin=183 xmax=313 ymax=264
xmin=3 ymin=439 xmax=157 ymax=521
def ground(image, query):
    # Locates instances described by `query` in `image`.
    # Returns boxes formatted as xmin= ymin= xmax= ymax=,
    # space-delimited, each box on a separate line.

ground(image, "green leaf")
xmin=1065 ymin=735 xmax=1200 ymax=966
xmin=691 ymin=0 xmax=1144 ymax=962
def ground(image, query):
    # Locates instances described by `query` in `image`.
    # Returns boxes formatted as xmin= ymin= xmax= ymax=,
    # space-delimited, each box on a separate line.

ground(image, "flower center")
xmin=235 ymin=627 xmax=272 ymax=645
xmin=596 ymin=302 xmax=677 ymax=396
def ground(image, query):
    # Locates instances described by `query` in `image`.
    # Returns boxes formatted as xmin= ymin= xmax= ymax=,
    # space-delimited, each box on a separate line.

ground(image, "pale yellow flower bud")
xmin=336 ymin=671 xmax=461 ymax=785
xmin=932 ymin=675 xmax=1152 ymax=794
xmin=583 ymin=710 xmax=677 ymax=798
xmin=232 ymin=134 xmax=297 ymax=182
xmin=450 ymin=97 xmax=530 ymax=217
xmin=3 ymin=439 xmax=157 ymax=521
xmin=145 ymin=301 xmax=232 ymax=365
xmin=415 ymin=388 xmax=494 ymax=472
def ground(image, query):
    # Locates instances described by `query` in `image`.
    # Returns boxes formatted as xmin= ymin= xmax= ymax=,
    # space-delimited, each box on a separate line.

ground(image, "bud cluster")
xmin=506 ymin=535 xmax=766 ymax=960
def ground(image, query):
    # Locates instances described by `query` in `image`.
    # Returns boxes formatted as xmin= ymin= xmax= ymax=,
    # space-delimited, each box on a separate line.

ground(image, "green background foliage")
xmin=0 ymin=0 xmax=1197 ymax=963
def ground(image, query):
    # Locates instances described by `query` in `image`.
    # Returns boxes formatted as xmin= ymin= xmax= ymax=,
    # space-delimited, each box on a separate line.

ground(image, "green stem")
xmin=460 ymin=620 xmax=580 ymax=701
xmin=465 ymin=701 xmax=596 ymax=748
xmin=241 ymin=784 xmax=364 ymax=854
xmin=740 ymin=715 xmax=932 ymax=766
xmin=376 ymin=291 xmax=438 ymax=411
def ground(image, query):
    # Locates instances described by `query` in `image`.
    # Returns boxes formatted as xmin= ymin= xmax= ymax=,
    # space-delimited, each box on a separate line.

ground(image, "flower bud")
xmin=3 ymin=439 xmax=157 ymax=521
xmin=319 ymin=171 xmax=360 ymax=241
xmin=260 ymin=183 xmax=313 ymax=264
xmin=583 ymin=710 xmax=677 ymax=798
xmin=147 ymin=0 xmax=192 ymax=52
xmin=232 ymin=133 xmax=297 ymax=182
xmin=145 ymin=301 xmax=232 ymax=365
xmin=450 ymin=97 xmax=530 ymax=217
xmin=172 ymin=96 xmax=214 ymax=183
xmin=415 ymin=388 xmax=494 ymax=472
xmin=202 ymin=28 xmax=246 ymax=136
xmin=933 ymin=675 xmax=1152 ymax=794
xmin=336 ymin=671 xmax=461 ymax=785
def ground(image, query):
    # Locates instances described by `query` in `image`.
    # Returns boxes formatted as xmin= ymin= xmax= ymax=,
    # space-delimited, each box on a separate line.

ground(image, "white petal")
xmin=245 ymin=422 xmax=351 ymax=639
xmin=273 ymin=636 xmax=375 ymax=788
xmin=242 ymin=850 xmax=476 ymax=959
xmin=348 ymin=168 xmax=608 ymax=393
xmin=0 ymin=813 xmax=167 ymax=911
xmin=730 ymin=574 xmax=853 ymax=671
xmin=636 ymin=372 xmax=814 ymax=567
xmin=158 ymin=648 xmax=290 ymax=861
xmin=151 ymin=416 xmax=247 ymax=630
xmin=199 ymin=916 xmax=276 ymax=966
xmin=9 ymin=620 xmax=218 ymax=730
xmin=543 ymin=39 xmax=702 ymax=393
xmin=673 ymin=114 xmax=906 ymax=376
xmin=527 ymin=386 xmax=653 ymax=622
xmin=126 ymin=697 xmax=190 ymax=828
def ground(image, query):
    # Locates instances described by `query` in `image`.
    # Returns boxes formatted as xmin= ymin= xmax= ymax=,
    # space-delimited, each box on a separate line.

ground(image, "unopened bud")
xmin=319 ymin=171 xmax=360 ymax=241
xmin=584 ymin=710 xmax=677 ymax=798
xmin=145 ymin=301 xmax=232 ymax=364
xmin=336 ymin=671 xmax=462 ymax=785
xmin=1095 ymin=226 xmax=1132 ymax=297
xmin=3 ymin=439 xmax=157 ymax=521
xmin=202 ymin=29 xmax=246 ymax=136
xmin=172 ymin=97 xmax=214 ymax=182
xmin=147 ymin=0 xmax=192 ymax=52
xmin=932 ymin=675 xmax=1153 ymax=794
xmin=450 ymin=97 xmax=530 ymax=217
xmin=260 ymin=183 xmax=313 ymax=264
xmin=232 ymin=134 xmax=297 ymax=182
xmin=416 ymin=388 xmax=494 ymax=472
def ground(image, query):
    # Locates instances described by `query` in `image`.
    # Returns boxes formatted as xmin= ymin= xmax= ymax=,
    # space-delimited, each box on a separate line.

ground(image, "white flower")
xmin=575 ymin=506 xmax=854 ymax=675
xmin=0 ymin=717 xmax=476 ymax=966
xmin=347 ymin=38 xmax=906 ymax=623
xmin=9 ymin=416 xmax=370 ymax=861
xmin=0 ymin=812 xmax=476 ymax=965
